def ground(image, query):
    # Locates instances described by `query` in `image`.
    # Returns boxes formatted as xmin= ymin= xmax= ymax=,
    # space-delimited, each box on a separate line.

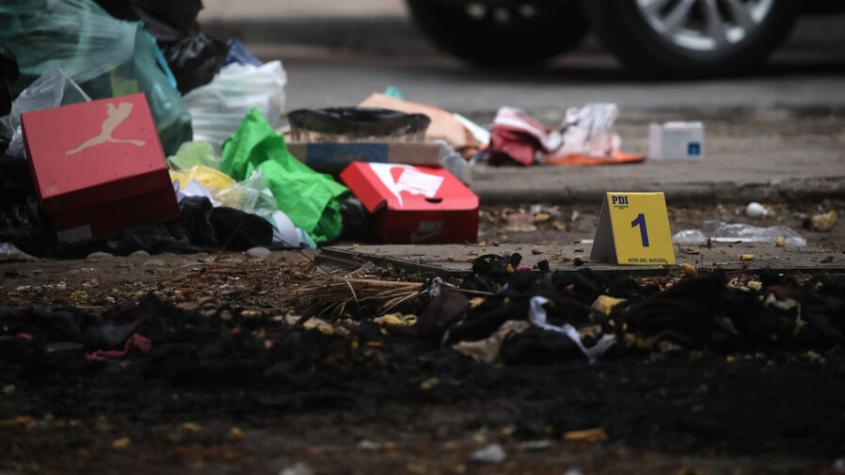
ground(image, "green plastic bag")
xmin=221 ymin=109 xmax=348 ymax=244
xmin=0 ymin=0 xmax=192 ymax=155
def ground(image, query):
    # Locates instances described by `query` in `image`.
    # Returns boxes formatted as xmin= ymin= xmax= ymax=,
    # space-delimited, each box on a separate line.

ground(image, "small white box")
xmin=648 ymin=121 xmax=704 ymax=160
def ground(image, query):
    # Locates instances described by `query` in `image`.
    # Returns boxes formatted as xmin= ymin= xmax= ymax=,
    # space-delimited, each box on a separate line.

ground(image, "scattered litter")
xmin=673 ymin=221 xmax=807 ymax=247
xmin=648 ymin=121 xmax=704 ymax=160
xmin=288 ymin=107 xmax=430 ymax=143
xmin=221 ymin=109 xmax=348 ymax=244
xmin=279 ymin=462 xmax=313 ymax=475
xmin=745 ymin=202 xmax=768 ymax=218
xmin=359 ymin=92 xmax=480 ymax=153
xmin=529 ymin=296 xmax=616 ymax=361
xmin=183 ymin=61 xmax=287 ymax=153
xmin=563 ymin=427 xmax=608 ymax=444
xmin=0 ymin=68 xmax=90 ymax=159
xmin=229 ymin=427 xmax=244 ymax=440
xmin=246 ymin=247 xmax=272 ymax=259
xmin=471 ymin=443 xmax=506 ymax=463
xmin=504 ymin=212 xmax=538 ymax=233
xmin=747 ymin=280 xmax=763 ymax=290
xmin=453 ymin=320 xmax=530 ymax=364
xmin=111 ymin=437 xmax=131 ymax=449
xmin=557 ymin=103 xmax=621 ymax=158
xmin=591 ymin=295 xmax=626 ymax=317
xmin=0 ymin=0 xmax=192 ymax=154
xmin=680 ymin=263 xmax=696 ymax=276
xmin=809 ymin=210 xmax=838 ymax=232
xmin=740 ymin=254 xmax=755 ymax=262
xmin=517 ymin=440 xmax=553 ymax=451
xmin=487 ymin=104 xmax=643 ymax=167
xmin=0 ymin=242 xmax=37 ymax=262
xmin=181 ymin=422 xmax=203 ymax=433
xmin=374 ymin=314 xmax=417 ymax=326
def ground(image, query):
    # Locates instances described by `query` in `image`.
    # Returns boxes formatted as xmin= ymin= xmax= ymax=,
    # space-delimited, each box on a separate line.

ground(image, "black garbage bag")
xmin=107 ymin=196 xmax=275 ymax=254
xmin=0 ymin=158 xmax=54 ymax=255
xmin=339 ymin=196 xmax=378 ymax=242
xmin=93 ymin=0 xmax=227 ymax=94
xmin=0 ymin=47 xmax=19 ymax=117
xmin=158 ymin=32 xmax=227 ymax=94
xmin=288 ymin=107 xmax=431 ymax=142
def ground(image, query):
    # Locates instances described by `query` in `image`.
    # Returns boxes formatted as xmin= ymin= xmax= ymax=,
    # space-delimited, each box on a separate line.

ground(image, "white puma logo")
xmin=65 ymin=102 xmax=146 ymax=156
xmin=369 ymin=163 xmax=444 ymax=207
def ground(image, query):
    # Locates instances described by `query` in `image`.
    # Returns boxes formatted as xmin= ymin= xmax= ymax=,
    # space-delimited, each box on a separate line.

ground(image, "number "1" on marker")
xmin=631 ymin=213 xmax=650 ymax=247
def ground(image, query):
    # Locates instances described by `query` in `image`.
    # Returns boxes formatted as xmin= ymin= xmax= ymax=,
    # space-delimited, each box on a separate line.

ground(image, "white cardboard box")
xmin=648 ymin=122 xmax=704 ymax=160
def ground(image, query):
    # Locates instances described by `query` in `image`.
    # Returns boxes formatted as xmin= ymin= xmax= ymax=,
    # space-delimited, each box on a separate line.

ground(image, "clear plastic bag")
xmin=0 ymin=0 xmax=192 ymax=155
xmin=558 ymin=103 xmax=621 ymax=157
xmin=183 ymin=61 xmax=287 ymax=152
xmin=167 ymin=141 xmax=220 ymax=170
xmin=673 ymin=221 xmax=807 ymax=247
xmin=215 ymin=170 xmax=280 ymax=222
xmin=0 ymin=68 xmax=90 ymax=158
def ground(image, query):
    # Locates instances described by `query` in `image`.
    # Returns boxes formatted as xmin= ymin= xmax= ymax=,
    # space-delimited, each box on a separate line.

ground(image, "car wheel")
xmin=581 ymin=0 xmax=801 ymax=77
xmin=406 ymin=0 xmax=589 ymax=67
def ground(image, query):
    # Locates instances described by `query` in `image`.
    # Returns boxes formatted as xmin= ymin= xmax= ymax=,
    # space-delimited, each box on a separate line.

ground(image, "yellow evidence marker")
xmin=589 ymin=192 xmax=676 ymax=266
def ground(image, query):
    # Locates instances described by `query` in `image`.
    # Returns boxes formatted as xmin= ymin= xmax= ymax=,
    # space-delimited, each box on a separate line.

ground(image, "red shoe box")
xmin=340 ymin=162 xmax=478 ymax=244
xmin=21 ymin=93 xmax=179 ymax=243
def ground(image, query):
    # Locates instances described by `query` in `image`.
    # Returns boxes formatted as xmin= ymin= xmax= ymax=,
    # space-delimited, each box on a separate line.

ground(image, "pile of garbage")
xmin=3 ymin=253 xmax=843 ymax=379
xmin=0 ymin=0 xmax=676 ymax=260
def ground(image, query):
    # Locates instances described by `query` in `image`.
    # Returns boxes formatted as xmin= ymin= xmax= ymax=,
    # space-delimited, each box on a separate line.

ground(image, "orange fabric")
xmin=543 ymin=151 xmax=646 ymax=166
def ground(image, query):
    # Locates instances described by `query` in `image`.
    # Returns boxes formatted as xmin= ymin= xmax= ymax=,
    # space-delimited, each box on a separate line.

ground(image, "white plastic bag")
xmin=183 ymin=61 xmax=287 ymax=152
xmin=558 ymin=103 xmax=621 ymax=157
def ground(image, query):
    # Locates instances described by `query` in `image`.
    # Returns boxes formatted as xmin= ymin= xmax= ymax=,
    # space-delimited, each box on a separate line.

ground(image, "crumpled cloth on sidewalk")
xmin=487 ymin=107 xmax=561 ymax=166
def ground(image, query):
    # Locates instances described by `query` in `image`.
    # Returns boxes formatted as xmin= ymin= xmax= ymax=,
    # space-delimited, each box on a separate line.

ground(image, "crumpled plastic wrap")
xmin=0 ymin=69 xmax=90 ymax=159
xmin=673 ymin=221 xmax=807 ymax=247
xmin=0 ymin=0 xmax=192 ymax=155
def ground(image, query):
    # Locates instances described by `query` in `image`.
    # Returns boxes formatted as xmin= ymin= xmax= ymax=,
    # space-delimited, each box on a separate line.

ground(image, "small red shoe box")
xmin=340 ymin=162 xmax=478 ymax=244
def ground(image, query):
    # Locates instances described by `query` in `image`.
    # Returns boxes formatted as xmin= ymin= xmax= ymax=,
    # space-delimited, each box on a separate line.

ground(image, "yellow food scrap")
xmin=374 ymin=314 xmax=417 ymax=326
xmin=564 ymin=427 xmax=608 ymax=443
xmin=591 ymin=295 xmax=626 ymax=316
xmin=112 ymin=437 xmax=131 ymax=449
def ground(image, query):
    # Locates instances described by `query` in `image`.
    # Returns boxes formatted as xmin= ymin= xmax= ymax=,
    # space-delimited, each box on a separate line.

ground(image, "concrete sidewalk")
xmin=468 ymin=111 xmax=845 ymax=205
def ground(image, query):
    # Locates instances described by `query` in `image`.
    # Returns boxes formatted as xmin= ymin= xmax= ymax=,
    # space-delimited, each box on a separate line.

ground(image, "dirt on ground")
xmin=1 ymin=203 xmax=844 ymax=474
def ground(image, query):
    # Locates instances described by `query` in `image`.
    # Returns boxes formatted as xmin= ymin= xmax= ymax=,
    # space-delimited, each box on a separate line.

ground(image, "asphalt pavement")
xmin=199 ymin=2 xmax=845 ymax=205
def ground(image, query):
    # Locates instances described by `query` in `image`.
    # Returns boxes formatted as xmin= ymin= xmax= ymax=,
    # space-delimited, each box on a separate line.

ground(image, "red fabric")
xmin=488 ymin=126 xmax=542 ymax=166
xmin=487 ymin=107 xmax=560 ymax=167
xmin=86 ymin=333 xmax=151 ymax=362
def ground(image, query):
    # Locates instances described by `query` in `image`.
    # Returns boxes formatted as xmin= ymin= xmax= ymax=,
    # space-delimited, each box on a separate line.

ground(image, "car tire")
xmin=406 ymin=0 xmax=589 ymax=67
xmin=581 ymin=0 xmax=801 ymax=77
